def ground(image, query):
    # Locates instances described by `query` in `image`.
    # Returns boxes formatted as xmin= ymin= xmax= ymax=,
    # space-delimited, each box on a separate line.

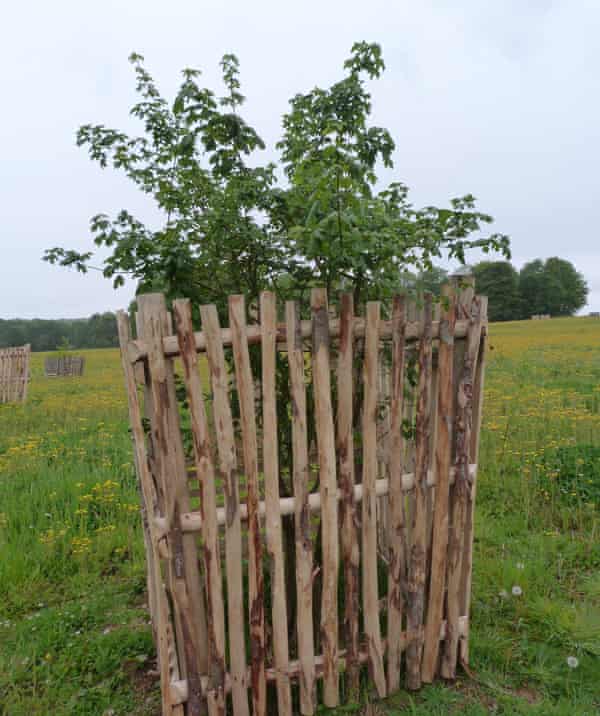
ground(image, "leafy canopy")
xmin=45 ymin=43 xmax=510 ymax=311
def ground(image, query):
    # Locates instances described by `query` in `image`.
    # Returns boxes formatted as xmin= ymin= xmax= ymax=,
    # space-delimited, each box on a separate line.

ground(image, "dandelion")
xmin=498 ymin=589 xmax=508 ymax=599
xmin=512 ymin=585 xmax=522 ymax=596
xmin=566 ymin=656 xmax=579 ymax=669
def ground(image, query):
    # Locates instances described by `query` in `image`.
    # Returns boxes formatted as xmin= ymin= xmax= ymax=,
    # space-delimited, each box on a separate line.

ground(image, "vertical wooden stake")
xmin=406 ymin=293 xmax=433 ymax=691
xmin=286 ymin=301 xmax=316 ymax=715
xmin=229 ymin=295 xmax=267 ymax=716
xmin=201 ymin=304 xmax=250 ymax=716
xmin=361 ymin=301 xmax=387 ymax=697
xmin=174 ymin=300 xmax=227 ymax=716
xmin=311 ymin=288 xmax=339 ymax=708
xmin=387 ymin=296 xmax=408 ymax=692
xmin=421 ymin=286 xmax=456 ymax=682
xmin=260 ymin=291 xmax=292 ymax=716
xmin=337 ymin=294 xmax=360 ymax=698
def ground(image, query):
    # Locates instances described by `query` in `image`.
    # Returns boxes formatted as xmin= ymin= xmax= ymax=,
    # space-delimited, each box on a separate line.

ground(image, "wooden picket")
xmin=0 ymin=344 xmax=30 ymax=404
xmin=118 ymin=284 xmax=487 ymax=715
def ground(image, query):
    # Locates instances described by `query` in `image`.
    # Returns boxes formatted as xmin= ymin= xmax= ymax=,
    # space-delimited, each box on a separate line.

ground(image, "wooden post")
xmin=174 ymin=300 xmax=227 ymax=716
xmin=387 ymin=296 xmax=408 ymax=691
xmin=442 ymin=285 xmax=483 ymax=679
xmin=260 ymin=291 xmax=292 ymax=716
xmin=285 ymin=301 xmax=316 ymax=715
xmin=336 ymin=294 xmax=360 ymax=698
xmin=200 ymin=304 xmax=250 ymax=716
xmin=137 ymin=294 xmax=209 ymax=716
xmin=406 ymin=293 xmax=433 ymax=691
xmin=421 ymin=286 xmax=456 ymax=682
xmin=459 ymin=295 xmax=488 ymax=666
xmin=117 ymin=312 xmax=183 ymax=716
xmin=229 ymin=295 xmax=267 ymax=716
xmin=361 ymin=301 xmax=387 ymax=697
xmin=311 ymin=288 xmax=339 ymax=708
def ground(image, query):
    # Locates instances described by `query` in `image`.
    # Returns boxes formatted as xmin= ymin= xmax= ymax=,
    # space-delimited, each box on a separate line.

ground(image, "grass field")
xmin=1 ymin=317 xmax=599 ymax=715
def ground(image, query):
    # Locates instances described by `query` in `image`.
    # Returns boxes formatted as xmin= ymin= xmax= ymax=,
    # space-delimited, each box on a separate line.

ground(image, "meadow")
xmin=1 ymin=317 xmax=599 ymax=715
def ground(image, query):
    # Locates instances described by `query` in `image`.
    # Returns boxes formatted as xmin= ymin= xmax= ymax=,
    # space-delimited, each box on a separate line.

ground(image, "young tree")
xmin=473 ymin=261 xmax=521 ymax=321
xmin=45 ymin=43 xmax=509 ymax=314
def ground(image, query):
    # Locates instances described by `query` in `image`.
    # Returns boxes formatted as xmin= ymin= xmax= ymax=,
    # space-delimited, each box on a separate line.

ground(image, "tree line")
xmin=0 ymin=312 xmax=118 ymax=351
xmin=472 ymin=257 xmax=588 ymax=322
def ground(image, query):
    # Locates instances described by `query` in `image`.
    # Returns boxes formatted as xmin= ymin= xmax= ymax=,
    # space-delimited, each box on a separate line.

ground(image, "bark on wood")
xmin=361 ymin=301 xmax=387 ymax=697
xmin=406 ymin=294 xmax=433 ymax=691
xmin=200 ymin=304 xmax=250 ymax=716
xmin=229 ymin=294 xmax=267 ymax=716
xmin=136 ymin=294 xmax=209 ymax=716
xmin=336 ymin=294 xmax=360 ymax=698
xmin=421 ymin=286 xmax=456 ymax=682
xmin=174 ymin=300 xmax=227 ymax=716
xmin=386 ymin=296 xmax=408 ymax=692
xmin=260 ymin=292 xmax=293 ymax=716
xmin=311 ymin=288 xmax=339 ymax=708
xmin=285 ymin=300 xmax=316 ymax=715
xmin=441 ymin=286 xmax=483 ymax=679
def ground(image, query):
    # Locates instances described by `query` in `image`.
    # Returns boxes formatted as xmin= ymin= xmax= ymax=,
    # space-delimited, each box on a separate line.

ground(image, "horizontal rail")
xmin=128 ymin=317 xmax=476 ymax=363
xmin=168 ymin=616 xmax=468 ymax=705
xmin=155 ymin=464 xmax=477 ymax=537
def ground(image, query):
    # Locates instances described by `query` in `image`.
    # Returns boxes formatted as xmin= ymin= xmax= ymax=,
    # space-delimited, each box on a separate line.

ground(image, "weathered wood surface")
xmin=119 ymin=286 xmax=487 ymax=716
xmin=421 ymin=286 xmax=456 ymax=682
xmin=229 ymin=294 xmax=267 ymax=716
xmin=44 ymin=355 xmax=85 ymax=377
xmin=200 ymin=304 xmax=250 ymax=716
xmin=336 ymin=294 xmax=360 ymax=698
xmin=0 ymin=344 xmax=30 ymax=404
xmin=406 ymin=294 xmax=433 ymax=690
xmin=137 ymin=294 xmax=209 ymax=716
xmin=285 ymin=300 xmax=316 ymax=715
xmin=311 ymin=288 xmax=339 ymax=707
xmin=260 ymin=292 xmax=292 ymax=716
xmin=174 ymin=300 xmax=226 ymax=716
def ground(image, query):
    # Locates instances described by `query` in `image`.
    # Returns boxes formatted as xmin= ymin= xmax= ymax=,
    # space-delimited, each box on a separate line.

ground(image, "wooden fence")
xmin=0 ymin=344 xmax=31 ymax=404
xmin=117 ymin=283 xmax=487 ymax=715
xmin=44 ymin=355 xmax=85 ymax=377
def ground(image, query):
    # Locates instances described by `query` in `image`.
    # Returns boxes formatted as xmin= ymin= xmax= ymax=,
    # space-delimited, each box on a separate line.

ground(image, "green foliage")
xmin=472 ymin=258 xmax=588 ymax=321
xmin=44 ymin=44 xmax=509 ymax=313
xmin=473 ymin=261 xmax=521 ymax=321
xmin=520 ymin=257 xmax=588 ymax=318
xmin=0 ymin=313 xmax=119 ymax=351
xmin=539 ymin=445 xmax=600 ymax=509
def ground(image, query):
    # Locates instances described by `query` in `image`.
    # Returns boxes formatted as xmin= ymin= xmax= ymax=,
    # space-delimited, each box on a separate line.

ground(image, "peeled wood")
xmin=336 ymin=294 xmax=360 ymax=697
xmin=159 ymin=464 xmax=477 ymax=535
xmin=174 ymin=300 xmax=227 ymax=716
xmin=117 ymin=312 xmax=182 ymax=716
xmin=260 ymin=292 xmax=292 ymax=716
xmin=128 ymin=317 xmax=472 ymax=363
xmin=421 ymin=287 xmax=456 ymax=682
xmin=229 ymin=295 xmax=266 ymax=716
xmin=361 ymin=301 xmax=387 ymax=697
xmin=311 ymin=288 xmax=339 ymax=707
xmin=442 ymin=288 xmax=483 ymax=679
xmin=136 ymin=294 xmax=209 ymax=716
xmin=285 ymin=301 xmax=316 ymax=715
xmin=200 ymin=304 xmax=250 ymax=716
xmin=386 ymin=296 xmax=408 ymax=691
xmin=459 ymin=295 xmax=488 ymax=666
xmin=406 ymin=294 xmax=433 ymax=691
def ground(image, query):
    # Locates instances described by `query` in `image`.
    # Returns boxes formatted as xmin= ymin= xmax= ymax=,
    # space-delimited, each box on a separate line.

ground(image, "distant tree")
xmin=473 ymin=261 xmax=521 ymax=321
xmin=519 ymin=258 xmax=587 ymax=317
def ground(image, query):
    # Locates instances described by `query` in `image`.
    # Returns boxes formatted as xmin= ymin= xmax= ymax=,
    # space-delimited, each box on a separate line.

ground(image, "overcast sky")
xmin=1 ymin=0 xmax=599 ymax=318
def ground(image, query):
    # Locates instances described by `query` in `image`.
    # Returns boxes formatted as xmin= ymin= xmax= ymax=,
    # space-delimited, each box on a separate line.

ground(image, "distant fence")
xmin=118 ymin=283 xmax=487 ymax=715
xmin=0 ymin=344 xmax=31 ymax=404
xmin=44 ymin=355 xmax=85 ymax=377
xmin=531 ymin=314 xmax=551 ymax=320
